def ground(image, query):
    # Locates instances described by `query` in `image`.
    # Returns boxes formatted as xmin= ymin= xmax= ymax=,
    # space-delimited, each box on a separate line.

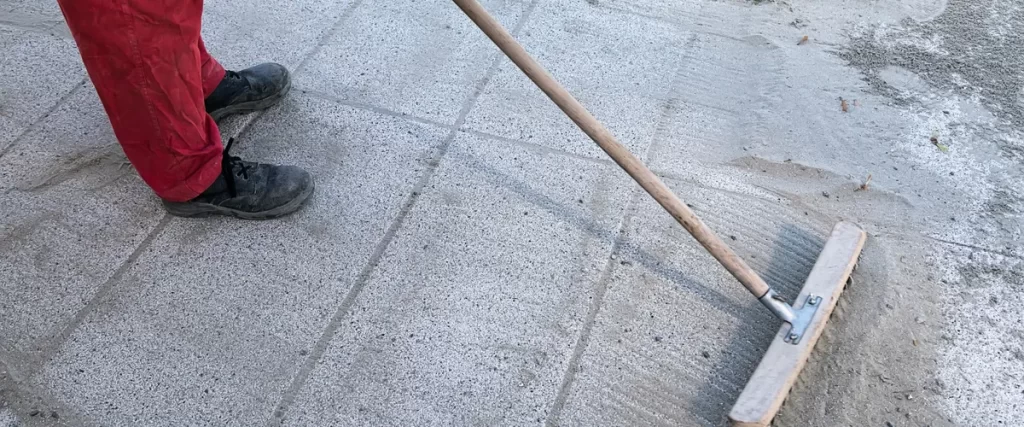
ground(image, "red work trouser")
xmin=56 ymin=0 xmax=226 ymax=202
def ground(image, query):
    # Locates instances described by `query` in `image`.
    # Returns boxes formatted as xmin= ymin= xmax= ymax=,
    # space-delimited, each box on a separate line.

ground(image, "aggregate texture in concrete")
xmin=1 ymin=0 xmax=1022 ymax=426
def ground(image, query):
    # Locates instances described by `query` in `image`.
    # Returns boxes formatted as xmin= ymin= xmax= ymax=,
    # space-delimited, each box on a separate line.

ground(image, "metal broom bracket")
xmin=759 ymin=289 xmax=823 ymax=345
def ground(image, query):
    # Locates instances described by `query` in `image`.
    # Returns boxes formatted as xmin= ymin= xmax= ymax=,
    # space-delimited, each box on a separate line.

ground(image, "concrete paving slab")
xmin=555 ymin=175 xmax=834 ymax=426
xmin=29 ymin=94 xmax=450 ymax=426
xmin=462 ymin=0 xmax=686 ymax=160
xmin=646 ymin=29 xmax=898 ymax=182
xmin=1 ymin=0 xmax=63 ymax=22
xmin=644 ymin=32 xmax=786 ymax=170
xmin=0 ymin=25 xmax=83 ymax=154
xmin=200 ymin=0 xmax=354 ymax=71
xmin=933 ymin=242 xmax=1024 ymax=427
xmin=0 ymin=86 xmax=164 ymax=378
xmin=643 ymin=29 xmax=943 ymax=231
xmin=0 ymin=181 xmax=163 ymax=376
xmin=0 ymin=409 xmax=12 ymax=426
xmin=595 ymin=0 xmax=703 ymax=26
xmin=281 ymin=133 xmax=634 ymax=426
xmin=0 ymin=86 xmax=126 ymax=192
xmin=646 ymin=100 xmax=747 ymax=170
xmin=0 ymin=0 xmax=68 ymax=37
xmin=295 ymin=0 xmax=530 ymax=125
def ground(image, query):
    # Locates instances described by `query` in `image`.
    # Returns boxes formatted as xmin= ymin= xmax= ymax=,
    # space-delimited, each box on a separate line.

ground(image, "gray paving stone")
xmin=647 ymin=32 xmax=786 ymax=170
xmin=930 ymin=241 xmax=1024 ymax=425
xmin=646 ymin=31 xmax=902 ymax=196
xmin=282 ymin=133 xmax=634 ymax=426
xmin=646 ymin=100 xmax=747 ymax=170
xmin=0 ymin=408 xmax=15 ymax=427
xmin=0 ymin=86 xmax=163 ymax=377
xmin=0 ymin=83 xmax=161 ymax=372
xmin=648 ymin=31 xmax=792 ymax=176
xmin=1 ymin=0 xmax=63 ymax=21
xmin=0 ymin=25 xmax=83 ymax=154
xmin=597 ymin=0 xmax=777 ymax=33
xmin=0 ymin=86 xmax=126 ymax=192
xmin=555 ymin=175 xmax=835 ymax=426
xmin=595 ymin=0 xmax=704 ymax=26
xmin=462 ymin=0 xmax=686 ymax=160
xmin=295 ymin=0 xmax=530 ymax=125
xmin=201 ymin=0 xmax=354 ymax=71
xmin=30 ymin=95 xmax=450 ymax=426
xmin=0 ymin=182 xmax=163 ymax=375
xmin=1 ymin=0 xmax=67 ymax=37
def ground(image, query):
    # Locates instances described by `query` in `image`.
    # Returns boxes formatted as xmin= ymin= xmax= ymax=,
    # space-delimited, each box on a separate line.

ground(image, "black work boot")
xmin=162 ymin=139 xmax=314 ymax=220
xmin=205 ymin=63 xmax=291 ymax=121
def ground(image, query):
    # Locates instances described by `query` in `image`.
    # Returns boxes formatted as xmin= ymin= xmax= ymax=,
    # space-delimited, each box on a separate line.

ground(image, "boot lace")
xmin=221 ymin=138 xmax=249 ymax=197
xmin=223 ymin=70 xmax=243 ymax=83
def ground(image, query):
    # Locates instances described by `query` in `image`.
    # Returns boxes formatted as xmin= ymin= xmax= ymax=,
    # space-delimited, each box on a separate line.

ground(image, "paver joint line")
xmin=544 ymin=187 xmax=641 ymax=426
xmin=542 ymin=23 xmax=701 ymax=426
xmin=26 ymin=213 xmax=173 ymax=379
xmin=0 ymin=78 xmax=87 ymax=162
xmin=23 ymin=35 xmax=296 ymax=378
xmin=266 ymin=1 xmax=542 ymax=424
xmin=290 ymin=85 xmax=623 ymax=169
xmin=926 ymin=236 xmax=1024 ymax=260
xmin=290 ymin=0 xmax=366 ymax=78
xmin=0 ymin=359 xmax=95 ymax=427
xmin=295 ymin=87 xmax=455 ymax=130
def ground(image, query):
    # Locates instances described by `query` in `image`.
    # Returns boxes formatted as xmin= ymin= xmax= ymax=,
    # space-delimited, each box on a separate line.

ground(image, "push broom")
xmin=451 ymin=1 xmax=867 ymax=425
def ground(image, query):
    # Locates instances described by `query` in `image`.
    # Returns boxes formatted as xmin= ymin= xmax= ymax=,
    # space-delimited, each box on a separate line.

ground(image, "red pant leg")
xmin=199 ymin=38 xmax=226 ymax=98
xmin=56 ymin=0 xmax=223 ymax=202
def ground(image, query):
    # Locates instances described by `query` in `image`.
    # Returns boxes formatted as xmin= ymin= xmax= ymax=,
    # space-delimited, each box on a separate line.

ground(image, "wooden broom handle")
xmin=453 ymin=0 xmax=771 ymax=298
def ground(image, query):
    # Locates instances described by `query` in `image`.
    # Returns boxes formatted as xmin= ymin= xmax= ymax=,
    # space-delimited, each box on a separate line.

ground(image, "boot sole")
xmin=208 ymin=76 xmax=292 ymax=122
xmin=164 ymin=178 xmax=315 ymax=220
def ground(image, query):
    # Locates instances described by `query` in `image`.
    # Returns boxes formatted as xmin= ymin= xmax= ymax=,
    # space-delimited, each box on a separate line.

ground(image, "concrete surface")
xmin=0 ymin=26 xmax=82 ymax=154
xmin=281 ymin=134 xmax=633 ymax=426
xmin=0 ymin=83 xmax=166 ymax=383
xmin=27 ymin=95 xmax=449 ymax=427
xmin=296 ymin=0 xmax=528 ymax=125
xmin=1 ymin=0 xmax=1022 ymax=426
xmin=463 ymin=0 xmax=685 ymax=159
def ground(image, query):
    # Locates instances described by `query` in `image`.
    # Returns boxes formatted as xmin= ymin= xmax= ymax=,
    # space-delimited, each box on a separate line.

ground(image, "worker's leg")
xmin=56 ymin=0 xmax=221 ymax=201
xmin=199 ymin=38 xmax=227 ymax=98
xmin=56 ymin=0 xmax=312 ymax=218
